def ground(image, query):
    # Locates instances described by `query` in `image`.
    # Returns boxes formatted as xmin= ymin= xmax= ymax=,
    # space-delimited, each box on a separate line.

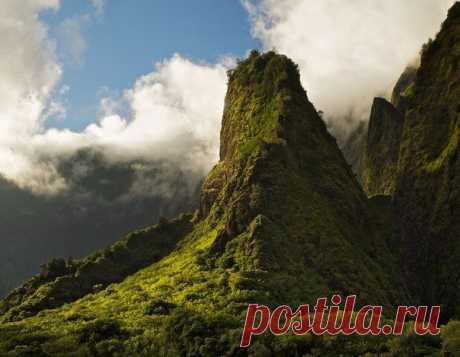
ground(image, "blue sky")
xmin=42 ymin=0 xmax=259 ymax=130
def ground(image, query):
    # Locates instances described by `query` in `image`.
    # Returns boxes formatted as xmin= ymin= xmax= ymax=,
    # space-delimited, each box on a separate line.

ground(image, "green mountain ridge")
xmin=393 ymin=2 xmax=460 ymax=321
xmin=354 ymin=2 xmax=460 ymax=322
xmin=0 ymin=149 xmax=200 ymax=298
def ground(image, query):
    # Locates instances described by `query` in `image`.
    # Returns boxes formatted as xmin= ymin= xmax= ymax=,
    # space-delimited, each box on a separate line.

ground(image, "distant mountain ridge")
xmin=0 ymin=150 xmax=200 ymax=298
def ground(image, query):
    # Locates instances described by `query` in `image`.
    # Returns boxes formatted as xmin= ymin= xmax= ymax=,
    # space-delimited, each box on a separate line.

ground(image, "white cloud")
xmin=81 ymin=54 xmax=227 ymax=172
xmin=0 ymin=0 xmax=62 ymax=188
xmin=0 ymin=11 xmax=228 ymax=194
xmin=7 ymin=52 xmax=229 ymax=194
xmin=0 ymin=0 xmax=228 ymax=196
xmin=244 ymin=0 xmax=456 ymax=133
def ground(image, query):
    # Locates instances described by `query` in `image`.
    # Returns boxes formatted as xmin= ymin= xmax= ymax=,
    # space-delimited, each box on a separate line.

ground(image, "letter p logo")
xmin=240 ymin=304 xmax=270 ymax=348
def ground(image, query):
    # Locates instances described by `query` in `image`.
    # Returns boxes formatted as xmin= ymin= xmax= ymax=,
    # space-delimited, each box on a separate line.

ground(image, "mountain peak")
xmin=197 ymin=51 xmax=406 ymax=307
xmin=200 ymin=50 xmax=345 ymax=234
xmin=219 ymin=50 xmax=308 ymax=163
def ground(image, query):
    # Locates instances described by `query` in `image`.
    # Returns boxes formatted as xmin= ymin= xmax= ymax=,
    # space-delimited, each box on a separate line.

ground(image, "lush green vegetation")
xmin=0 ymin=214 xmax=193 ymax=322
xmin=0 ymin=49 xmax=406 ymax=356
xmin=347 ymin=0 xmax=460 ymax=325
xmin=388 ymin=2 xmax=460 ymax=321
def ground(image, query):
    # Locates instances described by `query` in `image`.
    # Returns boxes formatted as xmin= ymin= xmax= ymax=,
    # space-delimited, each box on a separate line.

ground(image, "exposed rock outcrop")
xmin=361 ymin=98 xmax=404 ymax=196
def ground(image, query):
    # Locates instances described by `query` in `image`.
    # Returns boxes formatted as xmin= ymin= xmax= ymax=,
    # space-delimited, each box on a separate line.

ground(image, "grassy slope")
xmin=0 ymin=214 xmax=193 ymax=322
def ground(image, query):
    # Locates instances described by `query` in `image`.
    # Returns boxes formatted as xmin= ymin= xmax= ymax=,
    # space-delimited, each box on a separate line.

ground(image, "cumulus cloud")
xmin=244 ymin=0 xmax=456 ymax=134
xmin=2 ymin=54 xmax=228 ymax=194
xmin=0 ymin=0 xmax=228 ymax=195
xmin=81 ymin=54 xmax=227 ymax=172
xmin=0 ymin=0 xmax=62 ymax=190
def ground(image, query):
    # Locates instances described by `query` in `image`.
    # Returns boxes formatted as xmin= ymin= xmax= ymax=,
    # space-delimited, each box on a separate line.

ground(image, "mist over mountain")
xmin=0 ymin=150 xmax=201 ymax=297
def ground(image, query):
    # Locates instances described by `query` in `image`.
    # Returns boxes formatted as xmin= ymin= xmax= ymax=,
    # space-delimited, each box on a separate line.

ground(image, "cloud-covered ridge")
xmin=244 ymin=0 xmax=456 ymax=134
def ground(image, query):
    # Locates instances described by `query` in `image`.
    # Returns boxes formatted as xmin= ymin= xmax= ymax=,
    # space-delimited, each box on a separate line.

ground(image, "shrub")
xmin=441 ymin=320 xmax=460 ymax=356
xmin=144 ymin=300 xmax=176 ymax=315
xmin=76 ymin=319 xmax=128 ymax=345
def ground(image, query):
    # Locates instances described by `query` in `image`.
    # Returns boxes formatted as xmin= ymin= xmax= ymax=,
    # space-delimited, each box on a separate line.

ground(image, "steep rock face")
xmin=391 ymin=65 xmax=418 ymax=114
xmin=392 ymin=3 xmax=460 ymax=320
xmin=0 ymin=51 xmax=409 ymax=355
xmin=361 ymin=98 xmax=404 ymax=196
xmin=340 ymin=121 xmax=367 ymax=179
xmin=343 ymin=66 xmax=416 ymax=194
xmin=341 ymin=2 xmax=460 ymax=321
xmin=199 ymin=51 xmax=406 ymax=306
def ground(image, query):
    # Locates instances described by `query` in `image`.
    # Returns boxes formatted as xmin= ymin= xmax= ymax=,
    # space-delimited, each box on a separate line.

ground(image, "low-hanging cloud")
xmin=244 ymin=0 xmax=456 ymax=134
xmin=2 ymin=54 xmax=228 ymax=195
xmin=0 ymin=0 xmax=228 ymax=196
xmin=78 ymin=54 xmax=228 ymax=189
